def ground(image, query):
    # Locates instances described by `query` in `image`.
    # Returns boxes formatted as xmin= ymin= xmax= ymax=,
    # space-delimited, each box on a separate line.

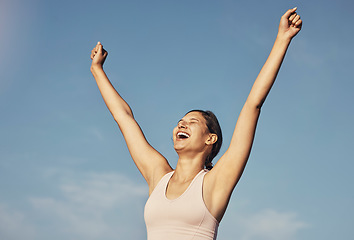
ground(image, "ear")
xmin=205 ymin=133 xmax=218 ymax=145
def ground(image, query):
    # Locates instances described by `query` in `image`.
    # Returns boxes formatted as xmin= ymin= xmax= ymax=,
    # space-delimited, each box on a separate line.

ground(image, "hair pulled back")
xmin=187 ymin=110 xmax=223 ymax=170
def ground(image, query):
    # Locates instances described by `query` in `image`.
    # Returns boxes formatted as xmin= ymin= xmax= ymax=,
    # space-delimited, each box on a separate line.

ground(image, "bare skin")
xmin=90 ymin=8 xmax=302 ymax=223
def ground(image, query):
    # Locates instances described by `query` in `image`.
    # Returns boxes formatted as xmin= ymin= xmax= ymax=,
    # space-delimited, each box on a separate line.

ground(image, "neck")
xmin=173 ymin=153 xmax=205 ymax=181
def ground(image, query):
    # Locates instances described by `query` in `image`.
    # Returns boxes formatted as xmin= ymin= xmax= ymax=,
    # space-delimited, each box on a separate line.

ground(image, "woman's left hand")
xmin=278 ymin=7 xmax=302 ymax=40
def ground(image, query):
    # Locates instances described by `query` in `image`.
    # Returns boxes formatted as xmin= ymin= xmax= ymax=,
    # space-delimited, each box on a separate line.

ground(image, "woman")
xmin=90 ymin=8 xmax=302 ymax=240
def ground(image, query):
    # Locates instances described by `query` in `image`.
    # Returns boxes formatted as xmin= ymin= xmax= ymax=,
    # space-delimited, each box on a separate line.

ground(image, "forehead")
xmin=182 ymin=111 xmax=205 ymax=122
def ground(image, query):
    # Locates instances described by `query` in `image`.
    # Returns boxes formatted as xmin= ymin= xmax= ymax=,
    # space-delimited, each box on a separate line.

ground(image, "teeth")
xmin=177 ymin=132 xmax=190 ymax=138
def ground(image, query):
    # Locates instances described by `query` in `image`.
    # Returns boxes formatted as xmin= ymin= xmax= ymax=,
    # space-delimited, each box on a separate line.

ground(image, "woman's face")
xmin=173 ymin=111 xmax=211 ymax=153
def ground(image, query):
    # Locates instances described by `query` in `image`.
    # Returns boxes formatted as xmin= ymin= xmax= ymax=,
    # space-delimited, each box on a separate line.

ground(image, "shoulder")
xmin=203 ymin=168 xmax=235 ymax=222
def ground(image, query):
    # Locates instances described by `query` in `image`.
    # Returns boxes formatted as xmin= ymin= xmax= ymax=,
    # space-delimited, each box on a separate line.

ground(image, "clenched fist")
xmin=91 ymin=42 xmax=108 ymax=68
xmin=278 ymin=7 xmax=302 ymax=40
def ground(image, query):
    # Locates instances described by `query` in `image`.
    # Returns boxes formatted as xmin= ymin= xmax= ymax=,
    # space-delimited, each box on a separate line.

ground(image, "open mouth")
xmin=177 ymin=132 xmax=190 ymax=140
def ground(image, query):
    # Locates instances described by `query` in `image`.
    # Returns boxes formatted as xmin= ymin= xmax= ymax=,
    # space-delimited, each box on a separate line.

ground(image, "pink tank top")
xmin=144 ymin=169 xmax=219 ymax=240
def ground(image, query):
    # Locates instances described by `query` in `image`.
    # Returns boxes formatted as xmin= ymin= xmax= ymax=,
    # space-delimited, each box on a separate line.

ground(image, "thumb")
xmin=97 ymin=42 xmax=103 ymax=54
xmin=282 ymin=7 xmax=297 ymax=19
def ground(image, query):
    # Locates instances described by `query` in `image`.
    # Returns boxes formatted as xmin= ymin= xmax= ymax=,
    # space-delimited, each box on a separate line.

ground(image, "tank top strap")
xmin=150 ymin=171 xmax=174 ymax=196
xmin=184 ymin=169 xmax=208 ymax=197
xmin=188 ymin=169 xmax=208 ymax=186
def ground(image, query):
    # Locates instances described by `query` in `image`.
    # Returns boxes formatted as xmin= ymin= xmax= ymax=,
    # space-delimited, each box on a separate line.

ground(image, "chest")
xmin=165 ymin=179 xmax=193 ymax=200
xmin=145 ymin=172 xmax=206 ymax=226
xmin=144 ymin=171 xmax=219 ymax=239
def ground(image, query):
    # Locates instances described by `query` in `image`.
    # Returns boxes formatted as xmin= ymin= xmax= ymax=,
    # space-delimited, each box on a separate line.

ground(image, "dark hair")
xmin=187 ymin=110 xmax=223 ymax=170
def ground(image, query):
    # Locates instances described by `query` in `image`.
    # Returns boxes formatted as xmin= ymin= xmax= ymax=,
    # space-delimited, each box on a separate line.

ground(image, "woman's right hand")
xmin=91 ymin=42 xmax=108 ymax=69
xmin=89 ymin=41 xmax=172 ymax=189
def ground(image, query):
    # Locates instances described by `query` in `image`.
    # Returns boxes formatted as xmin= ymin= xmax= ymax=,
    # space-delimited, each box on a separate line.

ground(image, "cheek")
xmin=172 ymin=127 xmax=178 ymax=138
xmin=190 ymin=127 xmax=207 ymax=141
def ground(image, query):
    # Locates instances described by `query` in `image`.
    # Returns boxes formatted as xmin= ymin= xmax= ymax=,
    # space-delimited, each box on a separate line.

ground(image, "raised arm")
xmin=90 ymin=42 xmax=172 ymax=189
xmin=205 ymin=8 xmax=302 ymax=221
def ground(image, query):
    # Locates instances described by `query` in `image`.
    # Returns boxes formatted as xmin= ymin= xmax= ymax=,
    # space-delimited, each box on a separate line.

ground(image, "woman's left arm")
xmin=208 ymin=8 xmax=302 ymax=203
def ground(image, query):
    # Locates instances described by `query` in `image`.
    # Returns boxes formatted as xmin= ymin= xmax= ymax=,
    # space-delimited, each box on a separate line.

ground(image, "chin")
xmin=173 ymin=144 xmax=183 ymax=152
xmin=173 ymin=142 xmax=186 ymax=152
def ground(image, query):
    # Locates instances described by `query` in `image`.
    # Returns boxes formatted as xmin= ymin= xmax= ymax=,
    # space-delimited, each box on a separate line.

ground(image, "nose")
xmin=178 ymin=120 xmax=187 ymax=129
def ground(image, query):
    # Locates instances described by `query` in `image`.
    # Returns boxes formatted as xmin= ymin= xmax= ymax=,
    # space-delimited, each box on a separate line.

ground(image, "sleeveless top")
xmin=144 ymin=169 xmax=219 ymax=240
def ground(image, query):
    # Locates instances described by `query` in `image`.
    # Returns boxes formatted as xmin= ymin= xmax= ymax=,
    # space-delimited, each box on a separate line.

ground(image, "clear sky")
xmin=1 ymin=0 xmax=353 ymax=239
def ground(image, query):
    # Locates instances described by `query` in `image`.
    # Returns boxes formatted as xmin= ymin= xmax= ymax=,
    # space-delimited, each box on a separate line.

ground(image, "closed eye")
xmin=189 ymin=118 xmax=200 ymax=122
xmin=189 ymin=119 xmax=200 ymax=124
xmin=177 ymin=117 xmax=200 ymax=125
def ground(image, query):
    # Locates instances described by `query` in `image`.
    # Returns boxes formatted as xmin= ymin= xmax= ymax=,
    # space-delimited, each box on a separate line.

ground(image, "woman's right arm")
xmin=90 ymin=42 xmax=172 ymax=188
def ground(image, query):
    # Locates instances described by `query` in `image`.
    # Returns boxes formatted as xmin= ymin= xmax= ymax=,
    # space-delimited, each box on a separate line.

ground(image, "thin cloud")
xmin=290 ymin=38 xmax=328 ymax=68
xmin=87 ymin=126 xmax=105 ymax=141
xmin=29 ymin=171 xmax=148 ymax=240
xmin=0 ymin=203 xmax=36 ymax=240
xmin=236 ymin=208 xmax=309 ymax=240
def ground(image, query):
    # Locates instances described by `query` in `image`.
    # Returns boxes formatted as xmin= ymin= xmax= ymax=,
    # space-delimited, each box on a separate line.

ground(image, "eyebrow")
xmin=189 ymin=118 xmax=200 ymax=122
xmin=178 ymin=117 xmax=200 ymax=123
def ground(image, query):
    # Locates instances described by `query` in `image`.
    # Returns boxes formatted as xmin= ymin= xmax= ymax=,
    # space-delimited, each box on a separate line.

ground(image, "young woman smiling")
xmin=90 ymin=7 xmax=302 ymax=240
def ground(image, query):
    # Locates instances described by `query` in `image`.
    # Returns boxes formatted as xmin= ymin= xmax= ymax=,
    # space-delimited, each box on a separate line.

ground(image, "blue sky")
xmin=1 ymin=0 xmax=353 ymax=239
